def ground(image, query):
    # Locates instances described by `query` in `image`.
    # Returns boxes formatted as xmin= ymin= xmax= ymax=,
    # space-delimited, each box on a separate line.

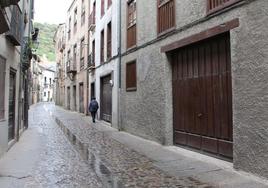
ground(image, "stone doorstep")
xmin=53 ymin=112 xmax=268 ymax=188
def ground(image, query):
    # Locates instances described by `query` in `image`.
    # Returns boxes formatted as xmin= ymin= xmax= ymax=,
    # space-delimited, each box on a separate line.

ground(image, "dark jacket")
xmin=89 ymin=100 xmax=99 ymax=112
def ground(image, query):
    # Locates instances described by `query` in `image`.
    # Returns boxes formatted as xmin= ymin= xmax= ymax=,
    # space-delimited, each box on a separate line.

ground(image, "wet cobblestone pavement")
xmin=25 ymin=103 xmax=103 ymax=188
xmin=45 ymin=103 xmax=214 ymax=188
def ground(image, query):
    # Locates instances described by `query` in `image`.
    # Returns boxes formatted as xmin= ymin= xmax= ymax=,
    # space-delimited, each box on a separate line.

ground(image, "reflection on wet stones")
xmin=54 ymin=111 xmax=212 ymax=188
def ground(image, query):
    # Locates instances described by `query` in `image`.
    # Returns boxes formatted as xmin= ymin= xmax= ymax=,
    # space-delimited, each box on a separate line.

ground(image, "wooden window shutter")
xmin=157 ymin=0 xmax=175 ymax=35
xmin=101 ymin=30 xmax=104 ymax=63
xmin=101 ymin=0 xmax=105 ymax=16
xmin=126 ymin=61 xmax=137 ymax=91
xmin=127 ymin=0 xmax=136 ymax=49
xmin=207 ymin=0 xmax=242 ymax=14
xmin=108 ymin=0 xmax=112 ymax=7
xmin=0 ymin=56 xmax=6 ymax=119
xmin=92 ymin=40 xmax=95 ymax=65
xmin=107 ymin=22 xmax=112 ymax=59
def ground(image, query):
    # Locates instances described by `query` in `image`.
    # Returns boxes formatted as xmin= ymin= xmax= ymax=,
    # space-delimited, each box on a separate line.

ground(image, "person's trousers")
xmin=91 ymin=112 xmax=96 ymax=123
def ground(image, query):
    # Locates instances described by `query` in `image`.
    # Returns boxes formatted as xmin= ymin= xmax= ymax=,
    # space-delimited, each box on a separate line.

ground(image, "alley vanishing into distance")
xmin=1 ymin=0 xmax=268 ymax=187
xmin=0 ymin=103 xmax=267 ymax=188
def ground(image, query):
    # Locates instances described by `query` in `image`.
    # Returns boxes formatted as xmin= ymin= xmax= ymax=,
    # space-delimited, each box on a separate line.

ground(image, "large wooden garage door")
xmin=172 ymin=32 xmax=233 ymax=159
xmin=101 ymin=75 xmax=112 ymax=123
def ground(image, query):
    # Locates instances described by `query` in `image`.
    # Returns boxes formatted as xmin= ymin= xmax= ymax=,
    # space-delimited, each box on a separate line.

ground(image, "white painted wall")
xmin=89 ymin=0 xmax=120 ymax=128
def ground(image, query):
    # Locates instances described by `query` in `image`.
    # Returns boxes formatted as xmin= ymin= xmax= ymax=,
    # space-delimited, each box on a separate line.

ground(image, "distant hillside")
xmin=34 ymin=22 xmax=57 ymax=61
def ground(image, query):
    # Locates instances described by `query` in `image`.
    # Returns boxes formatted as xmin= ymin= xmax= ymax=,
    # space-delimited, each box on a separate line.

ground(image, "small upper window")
xmin=126 ymin=61 xmax=137 ymax=91
xmin=157 ymin=0 xmax=175 ymax=35
xmin=126 ymin=0 xmax=137 ymax=49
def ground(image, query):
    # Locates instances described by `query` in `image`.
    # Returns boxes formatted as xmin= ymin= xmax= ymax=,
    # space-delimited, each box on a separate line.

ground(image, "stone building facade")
xmin=55 ymin=0 xmax=120 ymax=128
xmin=54 ymin=24 xmax=66 ymax=106
xmin=0 ymin=0 xmax=35 ymax=157
xmin=119 ymin=0 xmax=268 ymax=179
xmin=64 ymin=0 xmax=90 ymax=114
xmin=88 ymin=0 xmax=120 ymax=127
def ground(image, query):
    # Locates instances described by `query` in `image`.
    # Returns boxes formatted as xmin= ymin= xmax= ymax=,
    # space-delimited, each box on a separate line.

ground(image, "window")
xmin=92 ymin=40 xmax=95 ymax=66
xmin=127 ymin=0 xmax=136 ymax=49
xmin=74 ymin=8 xmax=77 ymax=33
xmin=207 ymin=0 xmax=241 ymax=14
xmin=81 ymin=0 xmax=86 ymax=25
xmin=73 ymin=44 xmax=77 ymax=69
xmin=44 ymin=92 xmax=46 ymax=97
xmin=44 ymin=77 xmax=47 ymax=83
xmin=100 ymin=30 xmax=104 ymax=64
xmin=67 ymin=50 xmax=71 ymax=72
xmin=49 ymin=78 xmax=51 ymax=85
xmin=101 ymin=0 xmax=105 ymax=17
xmin=126 ymin=61 xmax=137 ymax=91
xmin=80 ymin=37 xmax=85 ymax=69
xmin=0 ymin=56 xmax=6 ymax=119
xmin=68 ymin=17 xmax=71 ymax=39
xmin=157 ymin=0 xmax=175 ymax=35
xmin=108 ymin=0 xmax=112 ymax=8
xmin=93 ymin=2 xmax=96 ymax=23
xmin=107 ymin=22 xmax=112 ymax=59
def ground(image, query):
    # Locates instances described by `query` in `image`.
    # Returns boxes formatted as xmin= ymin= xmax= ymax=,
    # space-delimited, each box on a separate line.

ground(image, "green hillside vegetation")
xmin=34 ymin=22 xmax=57 ymax=61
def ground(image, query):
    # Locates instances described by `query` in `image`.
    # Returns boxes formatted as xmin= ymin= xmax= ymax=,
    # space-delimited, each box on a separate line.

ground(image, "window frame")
xmin=126 ymin=60 xmax=137 ymax=92
xmin=101 ymin=0 xmax=105 ymax=17
xmin=107 ymin=22 xmax=112 ymax=60
xmin=100 ymin=30 xmax=105 ymax=64
xmin=157 ymin=0 xmax=175 ymax=36
xmin=80 ymin=37 xmax=85 ymax=69
xmin=74 ymin=8 xmax=78 ymax=33
xmin=126 ymin=0 xmax=137 ymax=49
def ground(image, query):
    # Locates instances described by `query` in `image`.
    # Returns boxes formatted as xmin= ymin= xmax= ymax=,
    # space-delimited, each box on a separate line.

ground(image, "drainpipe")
xmin=117 ymin=0 xmax=122 ymax=131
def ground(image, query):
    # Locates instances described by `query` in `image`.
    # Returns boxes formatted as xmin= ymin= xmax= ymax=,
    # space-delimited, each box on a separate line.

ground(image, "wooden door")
xmin=73 ymin=85 xmax=77 ymax=111
xmin=91 ymin=82 xmax=95 ymax=99
xmin=101 ymin=75 xmax=112 ymax=123
xmin=8 ymin=70 xmax=16 ymax=141
xmin=79 ymin=83 xmax=84 ymax=113
xmin=172 ymin=33 xmax=233 ymax=159
xmin=67 ymin=87 xmax=70 ymax=110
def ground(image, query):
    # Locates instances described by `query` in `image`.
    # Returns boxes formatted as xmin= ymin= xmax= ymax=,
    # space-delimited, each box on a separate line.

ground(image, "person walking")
xmin=88 ymin=97 xmax=99 ymax=123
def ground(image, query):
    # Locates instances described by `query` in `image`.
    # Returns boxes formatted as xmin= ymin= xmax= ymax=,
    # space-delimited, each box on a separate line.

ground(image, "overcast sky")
xmin=34 ymin=0 xmax=72 ymax=24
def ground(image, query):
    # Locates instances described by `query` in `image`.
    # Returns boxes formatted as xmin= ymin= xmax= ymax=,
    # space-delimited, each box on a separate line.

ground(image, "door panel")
xmin=101 ymin=75 xmax=112 ymax=123
xmin=73 ymin=86 xmax=76 ymax=111
xmin=8 ymin=70 xmax=16 ymax=141
xmin=79 ymin=83 xmax=84 ymax=113
xmin=172 ymin=32 xmax=233 ymax=159
xmin=67 ymin=87 xmax=70 ymax=110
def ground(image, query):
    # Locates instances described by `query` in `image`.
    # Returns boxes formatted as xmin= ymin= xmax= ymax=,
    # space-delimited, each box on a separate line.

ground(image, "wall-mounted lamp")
xmin=109 ymin=79 xmax=114 ymax=87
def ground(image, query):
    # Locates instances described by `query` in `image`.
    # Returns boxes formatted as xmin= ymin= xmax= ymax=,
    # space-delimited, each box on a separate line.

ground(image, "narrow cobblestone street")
xmin=0 ymin=103 xmax=267 ymax=188
xmin=0 ymin=103 xmax=211 ymax=188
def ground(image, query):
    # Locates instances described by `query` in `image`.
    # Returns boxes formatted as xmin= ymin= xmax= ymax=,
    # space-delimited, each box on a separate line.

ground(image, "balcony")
xmin=88 ymin=12 xmax=95 ymax=31
xmin=66 ymin=60 xmax=77 ymax=81
xmin=6 ymin=5 xmax=22 ymax=46
xmin=0 ymin=0 xmax=20 ymax=8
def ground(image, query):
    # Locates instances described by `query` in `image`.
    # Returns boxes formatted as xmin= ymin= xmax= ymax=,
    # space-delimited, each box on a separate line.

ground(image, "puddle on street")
xmin=58 ymin=122 xmax=124 ymax=188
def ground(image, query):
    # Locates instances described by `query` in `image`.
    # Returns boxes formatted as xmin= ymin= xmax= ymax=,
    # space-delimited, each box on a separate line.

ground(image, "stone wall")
xmin=120 ymin=0 xmax=268 ymax=179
